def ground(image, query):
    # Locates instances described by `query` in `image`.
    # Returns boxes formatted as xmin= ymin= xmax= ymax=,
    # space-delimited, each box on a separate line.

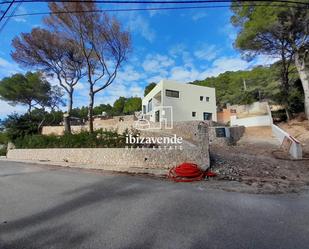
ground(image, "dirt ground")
xmin=209 ymin=125 xmax=309 ymax=194
xmin=278 ymin=119 xmax=309 ymax=153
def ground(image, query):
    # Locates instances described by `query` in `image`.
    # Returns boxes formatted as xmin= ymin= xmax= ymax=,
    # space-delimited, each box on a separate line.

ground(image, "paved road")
xmin=1 ymin=161 xmax=309 ymax=249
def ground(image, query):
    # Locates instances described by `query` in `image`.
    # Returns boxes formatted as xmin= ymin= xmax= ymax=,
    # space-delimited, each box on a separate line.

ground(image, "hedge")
xmin=13 ymin=129 xmax=136 ymax=149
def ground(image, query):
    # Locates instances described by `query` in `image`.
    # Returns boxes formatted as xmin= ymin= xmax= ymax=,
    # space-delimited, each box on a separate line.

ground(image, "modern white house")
xmin=142 ymin=79 xmax=217 ymax=123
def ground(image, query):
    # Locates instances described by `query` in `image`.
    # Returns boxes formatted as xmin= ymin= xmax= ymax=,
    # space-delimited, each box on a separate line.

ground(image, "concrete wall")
xmin=218 ymin=101 xmax=271 ymax=125
xmin=228 ymin=101 xmax=269 ymax=118
xmin=272 ymin=124 xmax=302 ymax=159
xmin=230 ymin=115 xmax=273 ymax=127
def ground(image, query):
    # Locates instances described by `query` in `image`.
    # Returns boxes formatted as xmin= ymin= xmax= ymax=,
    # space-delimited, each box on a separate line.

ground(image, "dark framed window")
xmin=203 ymin=112 xmax=212 ymax=120
xmin=192 ymin=112 xmax=196 ymax=117
xmin=148 ymin=99 xmax=152 ymax=112
xmin=215 ymin=128 xmax=226 ymax=137
xmin=205 ymin=97 xmax=210 ymax=102
xmin=200 ymin=96 xmax=204 ymax=101
xmin=166 ymin=89 xmax=179 ymax=98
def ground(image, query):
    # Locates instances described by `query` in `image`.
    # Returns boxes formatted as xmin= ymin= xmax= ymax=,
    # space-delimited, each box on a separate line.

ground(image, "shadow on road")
xmin=0 ymin=176 xmax=152 ymax=248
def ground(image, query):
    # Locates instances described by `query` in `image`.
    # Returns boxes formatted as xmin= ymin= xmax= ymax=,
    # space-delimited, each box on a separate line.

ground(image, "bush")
xmin=0 ymin=132 xmax=8 ymax=156
xmin=3 ymin=114 xmax=39 ymax=141
xmin=0 ymin=132 xmax=8 ymax=144
xmin=13 ymin=129 xmax=136 ymax=149
xmin=272 ymin=110 xmax=287 ymax=123
xmin=0 ymin=145 xmax=6 ymax=156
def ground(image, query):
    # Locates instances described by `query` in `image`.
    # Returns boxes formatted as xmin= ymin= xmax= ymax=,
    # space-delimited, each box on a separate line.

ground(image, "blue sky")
xmin=0 ymin=2 xmax=276 ymax=118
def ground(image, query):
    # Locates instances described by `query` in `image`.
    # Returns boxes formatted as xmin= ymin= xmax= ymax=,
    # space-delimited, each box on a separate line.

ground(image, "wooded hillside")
xmin=191 ymin=62 xmax=304 ymax=114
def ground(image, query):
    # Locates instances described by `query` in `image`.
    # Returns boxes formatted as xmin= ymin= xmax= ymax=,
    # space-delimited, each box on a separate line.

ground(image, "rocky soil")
xmin=209 ymin=128 xmax=309 ymax=194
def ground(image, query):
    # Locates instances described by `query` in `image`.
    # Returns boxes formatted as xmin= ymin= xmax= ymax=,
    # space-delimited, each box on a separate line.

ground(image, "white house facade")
xmin=142 ymin=80 xmax=217 ymax=123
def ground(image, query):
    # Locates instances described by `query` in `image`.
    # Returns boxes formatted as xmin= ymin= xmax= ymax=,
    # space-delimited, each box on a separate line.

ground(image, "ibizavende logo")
xmin=130 ymin=106 xmax=182 ymax=150
xmin=125 ymin=134 xmax=183 ymax=150
xmin=133 ymin=106 xmax=173 ymax=130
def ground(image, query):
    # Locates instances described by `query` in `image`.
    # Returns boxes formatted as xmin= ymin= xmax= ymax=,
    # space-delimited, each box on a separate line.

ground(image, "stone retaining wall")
xmin=8 ymin=123 xmax=210 ymax=172
xmin=7 ymin=147 xmax=207 ymax=170
xmin=42 ymin=121 xmax=135 ymax=136
xmin=208 ymin=126 xmax=245 ymax=146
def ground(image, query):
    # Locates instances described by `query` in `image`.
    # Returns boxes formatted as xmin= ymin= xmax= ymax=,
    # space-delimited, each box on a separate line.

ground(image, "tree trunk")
xmin=88 ymin=90 xmax=94 ymax=133
xmin=280 ymin=52 xmax=292 ymax=121
xmin=295 ymin=52 xmax=309 ymax=120
xmin=64 ymin=90 xmax=73 ymax=134
xmin=27 ymin=105 xmax=32 ymax=116
xmin=285 ymin=107 xmax=292 ymax=121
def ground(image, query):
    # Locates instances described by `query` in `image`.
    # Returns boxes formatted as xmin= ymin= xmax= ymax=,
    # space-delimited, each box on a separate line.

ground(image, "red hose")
xmin=168 ymin=163 xmax=209 ymax=182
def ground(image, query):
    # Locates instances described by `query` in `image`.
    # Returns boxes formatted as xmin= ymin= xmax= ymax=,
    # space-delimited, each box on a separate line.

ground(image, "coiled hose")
xmin=168 ymin=162 xmax=216 ymax=182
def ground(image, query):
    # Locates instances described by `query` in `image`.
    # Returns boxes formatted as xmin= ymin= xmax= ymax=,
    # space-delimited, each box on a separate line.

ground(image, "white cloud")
xmin=200 ymin=56 xmax=250 ymax=78
xmin=192 ymin=12 xmax=208 ymax=21
xmin=194 ymin=45 xmax=218 ymax=61
xmin=0 ymin=100 xmax=26 ymax=118
xmin=169 ymin=65 xmax=200 ymax=82
xmin=169 ymin=44 xmax=187 ymax=58
xmin=75 ymin=82 xmax=85 ymax=90
xmin=117 ymin=65 xmax=145 ymax=83
xmin=94 ymin=81 xmax=144 ymax=106
xmin=127 ymin=15 xmax=156 ymax=42
xmin=147 ymin=75 xmax=164 ymax=84
xmin=253 ymin=54 xmax=280 ymax=66
xmin=0 ymin=57 xmax=22 ymax=77
xmin=142 ymin=54 xmax=175 ymax=73
xmin=220 ymin=23 xmax=238 ymax=49
xmin=129 ymin=85 xmax=144 ymax=97
xmin=12 ymin=6 xmax=27 ymax=23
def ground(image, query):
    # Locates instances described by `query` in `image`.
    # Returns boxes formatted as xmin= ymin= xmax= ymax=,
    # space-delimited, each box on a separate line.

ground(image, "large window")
xmin=148 ymin=99 xmax=152 ymax=112
xmin=166 ymin=89 xmax=179 ymax=98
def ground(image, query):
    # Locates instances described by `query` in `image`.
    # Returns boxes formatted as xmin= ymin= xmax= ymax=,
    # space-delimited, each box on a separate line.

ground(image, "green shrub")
xmin=0 ymin=132 xmax=8 ymax=144
xmin=14 ymin=129 xmax=136 ymax=149
xmin=0 ymin=145 xmax=6 ymax=156
xmin=0 ymin=132 xmax=8 ymax=156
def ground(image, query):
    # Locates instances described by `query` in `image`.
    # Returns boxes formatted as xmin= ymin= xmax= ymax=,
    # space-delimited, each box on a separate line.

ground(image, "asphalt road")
xmin=1 ymin=161 xmax=309 ymax=249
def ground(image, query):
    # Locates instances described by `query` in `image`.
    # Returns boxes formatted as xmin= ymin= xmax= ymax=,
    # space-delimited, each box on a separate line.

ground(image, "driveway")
xmin=1 ymin=161 xmax=309 ymax=249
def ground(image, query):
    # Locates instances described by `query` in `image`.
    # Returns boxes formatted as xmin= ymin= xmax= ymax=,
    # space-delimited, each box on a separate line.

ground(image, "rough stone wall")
xmin=142 ymin=121 xmax=213 ymax=144
xmin=230 ymin=126 xmax=245 ymax=142
xmin=209 ymin=128 xmax=230 ymax=146
xmin=42 ymin=121 xmax=136 ymax=136
xmin=42 ymin=115 xmax=136 ymax=135
xmin=7 ymin=147 xmax=205 ymax=169
xmin=208 ymin=126 xmax=245 ymax=146
xmin=8 ymin=122 xmax=210 ymax=171
xmin=41 ymin=126 xmax=65 ymax=135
